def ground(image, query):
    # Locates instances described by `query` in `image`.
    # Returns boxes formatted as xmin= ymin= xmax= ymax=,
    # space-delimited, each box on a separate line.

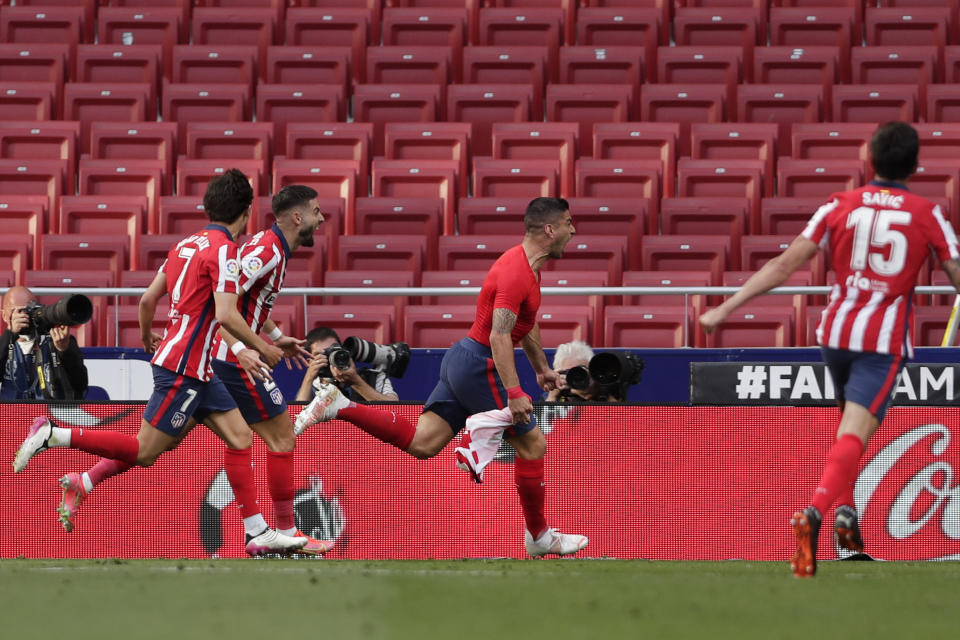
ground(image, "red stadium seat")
xmin=926 ymin=84 xmax=960 ymax=123
xmin=690 ymin=123 xmax=778 ymax=197
xmin=97 ymin=8 xmax=182 ymax=78
xmin=402 ymin=305 xmax=475 ymax=347
xmin=592 ymin=122 xmax=679 ymax=199
xmin=25 ymin=269 xmax=110 ymax=345
xmin=477 ymin=8 xmax=563 ymax=78
xmin=184 ymin=122 xmax=273 ymax=167
xmin=865 ymin=7 xmax=950 ymax=50
xmin=354 ymin=198 xmax=444 ymax=251
xmin=89 ymin=122 xmax=177 ymax=198
xmin=0 ymin=235 xmax=34 ymax=286
xmin=473 ymin=158 xmax=560 ymax=199
xmin=673 ymin=8 xmax=760 ymax=71
xmin=777 ymin=158 xmax=865 ymax=201
xmin=264 ymin=46 xmax=351 ymax=100
xmin=832 ymin=84 xmax=920 ymax=123
xmin=286 ymin=122 xmax=372 ymax=194
xmin=366 ymin=46 xmax=455 ymax=92
xmin=723 ymin=269 xmax=812 ymax=345
xmin=661 ymin=197 xmax=749 ymax=255
xmin=105 ymin=304 xmax=167 ymax=349
xmin=438 ymin=235 xmax=516 ymax=271
xmin=254 ymin=195 xmax=345 ymax=258
xmin=297 ymin=0 xmax=381 ymax=43
xmin=769 ymin=8 xmax=856 ymax=79
xmin=641 ymin=235 xmax=733 ymax=284
xmin=542 ymin=235 xmax=628 ymax=285
xmin=385 ymin=122 xmax=471 ymax=199
xmin=545 ymin=84 xmax=633 ymax=157
xmin=621 ymin=270 xmax=710 ymax=311
xmin=790 ymin=123 xmax=876 ymax=168
xmin=461 ymin=46 xmax=548 ymax=117
xmin=736 ymin=84 xmax=826 ymax=157
xmin=0 ymin=195 xmax=46 ymax=260
xmin=304 ymin=304 xmax=396 ymax=343
xmin=64 ymin=83 xmax=152 ymax=155
xmin=371 ymin=159 xmax=458 ymax=239
xmin=701 ymin=307 xmax=796 ymax=347
xmin=447 ymin=84 xmax=535 ymax=157
xmin=338 ymin=235 xmax=428 ymax=284
xmin=162 ymin=83 xmax=251 ymax=154
xmin=575 ymin=8 xmax=659 ymax=81
xmin=273 ymin=159 xmax=357 ymax=244
xmin=657 ymin=46 xmax=744 ymax=110
xmin=0 ymin=121 xmax=80 ymax=197
xmin=753 ymin=45 xmax=842 ymax=93
xmin=382 ymin=8 xmax=467 ymax=77
xmin=420 ymin=270 xmax=488 ymax=307
xmin=0 ymin=158 xmax=67 ymax=226
xmin=540 ymin=270 xmax=610 ymax=344
xmin=353 ymin=84 xmax=443 ymax=156
xmin=41 ymin=234 xmax=129 ymax=282
xmin=256 ymin=83 xmax=343 ymax=154
xmin=946 ymin=46 xmax=960 ymax=83
xmin=284 ymin=235 xmax=328 ymax=285
xmin=171 ymin=45 xmax=258 ymax=94
xmin=742 ymin=235 xmax=825 ymax=284
xmin=323 ymin=270 xmax=415 ymax=320
xmin=488 ymin=0 xmax=577 ymax=46
xmin=456 ymin=197 xmax=529 ymax=236
xmin=134 ymin=233 xmax=182 ymax=272
xmin=558 ymin=46 xmax=645 ymax=107
xmin=677 ymin=159 xmax=765 ymax=233
xmin=78 ymin=158 xmax=165 ymax=225
xmin=640 ymin=84 xmax=727 ymax=157
xmin=930 ymin=271 xmax=956 ymax=307
xmin=909 ymin=160 xmax=960 ymax=213
xmin=76 ymin=44 xmax=161 ymax=109
xmin=603 ymin=305 xmax=693 ymax=348
xmin=284 ymin=8 xmax=371 ymax=82
xmin=157 ymin=195 xmax=205 ymax=235
xmin=575 ymin=159 xmax=661 ymax=232
xmin=492 ymin=122 xmax=578 ymax=198
xmin=0 ymin=7 xmax=84 ymax=61
xmin=0 ymin=83 xmax=57 ymax=122
xmin=59 ymin=195 xmax=147 ymax=258
xmin=176 ymin=158 xmax=267 ymax=197
xmin=0 ymin=44 xmax=67 ymax=115
xmin=759 ymin=197 xmax=824 ymax=236
xmin=192 ymin=8 xmax=277 ymax=75
xmin=915 ymin=124 xmax=960 ymax=163
xmin=564 ymin=197 xmax=648 ymax=262
xmin=851 ymin=46 xmax=939 ymax=99
xmin=913 ymin=306 xmax=953 ymax=347
xmin=537 ymin=305 xmax=595 ymax=348
xmin=13 ymin=0 xmax=95 ymax=43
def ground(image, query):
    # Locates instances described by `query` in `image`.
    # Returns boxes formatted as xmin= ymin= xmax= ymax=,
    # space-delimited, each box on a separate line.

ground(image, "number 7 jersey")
xmin=152 ymin=224 xmax=241 ymax=380
xmin=802 ymin=182 xmax=960 ymax=356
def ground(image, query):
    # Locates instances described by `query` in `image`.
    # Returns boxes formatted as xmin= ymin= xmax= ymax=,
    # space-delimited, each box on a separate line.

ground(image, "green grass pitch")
xmin=2 ymin=559 xmax=959 ymax=639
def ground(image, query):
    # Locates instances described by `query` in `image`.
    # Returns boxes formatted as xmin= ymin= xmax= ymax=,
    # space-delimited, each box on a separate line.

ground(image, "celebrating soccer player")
xmin=13 ymin=169 xmax=309 ymax=556
xmin=698 ymin=122 xmax=960 ymax=577
xmin=296 ymin=197 xmax=589 ymax=557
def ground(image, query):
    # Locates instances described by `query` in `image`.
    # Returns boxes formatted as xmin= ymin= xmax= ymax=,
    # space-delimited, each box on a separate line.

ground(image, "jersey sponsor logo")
xmin=224 ymin=259 xmax=240 ymax=281
xmin=269 ymin=387 xmax=283 ymax=405
xmin=265 ymin=293 xmax=278 ymax=307
xmin=241 ymin=255 xmax=264 ymax=278
xmin=171 ymin=411 xmax=187 ymax=429
xmin=845 ymin=270 xmax=890 ymax=294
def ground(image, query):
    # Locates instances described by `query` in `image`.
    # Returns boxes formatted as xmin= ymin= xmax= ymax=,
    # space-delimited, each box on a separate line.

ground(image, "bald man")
xmin=1 ymin=286 xmax=88 ymax=400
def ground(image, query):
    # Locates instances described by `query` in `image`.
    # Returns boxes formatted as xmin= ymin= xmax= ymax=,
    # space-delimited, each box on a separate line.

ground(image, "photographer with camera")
xmin=547 ymin=340 xmax=643 ymax=403
xmin=296 ymin=327 xmax=401 ymax=402
xmin=546 ymin=340 xmax=597 ymax=402
xmin=1 ymin=286 xmax=89 ymax=400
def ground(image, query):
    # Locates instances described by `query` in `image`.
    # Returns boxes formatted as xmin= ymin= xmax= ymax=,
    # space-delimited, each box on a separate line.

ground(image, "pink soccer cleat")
xmin=13 ymin=417 xmax=53 ymax=473
xmin=294 ymin=530 xmax=335 ymax=556
xmin=58 ymin=472 xmax=88 ymax=533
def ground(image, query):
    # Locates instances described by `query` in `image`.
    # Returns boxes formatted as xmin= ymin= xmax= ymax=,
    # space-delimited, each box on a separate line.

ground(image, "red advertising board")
xmin=1 ymin=404 xmax=958 ymax=560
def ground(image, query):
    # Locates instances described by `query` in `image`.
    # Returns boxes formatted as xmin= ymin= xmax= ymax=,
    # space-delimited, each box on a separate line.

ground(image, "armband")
xmin=506 ymin=386 xmax=527 ymax=400
xmin=267 ymin=326 xmax=284 ymax=341
xmin=230 ymin=341 xmax=247 ymax=357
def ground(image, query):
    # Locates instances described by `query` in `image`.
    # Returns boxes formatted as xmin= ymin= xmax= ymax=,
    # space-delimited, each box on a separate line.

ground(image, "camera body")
xmin=17 ymin=295 xmax=94 ymax=337
xmin=318 ymin=345 xmax=352 ymax=378
xmin=317 ymin=337 xmax=411 ymax=379
xmin=565 ymin=351 xmax=644 ymax=401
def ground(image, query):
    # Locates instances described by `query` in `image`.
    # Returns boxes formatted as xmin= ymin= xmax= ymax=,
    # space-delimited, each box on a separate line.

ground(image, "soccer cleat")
xmin=292 ymin=530 xmax=335 ymax=556
xmin=244 ymin=528 xmax=308 ymax=557
xmin=13 ymin=417 xmax=54 ymax=473
xmin=58 ymin=472 xmax=87 ymax=533
xmin=524 ymin=528 xmax=589 ymax=557
xmin=454 ymin=430 xmax=483 ymax=484
xmin=294 ymin=383 xmax=349 ymax=436
xmin=790 ymin=507 xmax=821 ymax=578
xmin=834 ymin=505 xmax=864 ymax=554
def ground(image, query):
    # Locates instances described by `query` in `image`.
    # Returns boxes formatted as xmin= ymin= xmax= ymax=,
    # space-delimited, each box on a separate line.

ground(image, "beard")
xmin=299 ymin=227 xmax=316 ymax=247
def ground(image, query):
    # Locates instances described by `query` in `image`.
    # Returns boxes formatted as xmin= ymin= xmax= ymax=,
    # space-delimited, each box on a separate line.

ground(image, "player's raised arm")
xmin=490 ymin=307 xmax=532 ymax=424
xmin=138 ymin=271 xmax=167 ymax=353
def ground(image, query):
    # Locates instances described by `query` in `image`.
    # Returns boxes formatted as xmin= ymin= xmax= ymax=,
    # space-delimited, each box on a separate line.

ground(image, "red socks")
xmin=267 ymin=450 xmax=296 ymax=532
xmin=70 ymin=429 xmax=139 ymax=465
xmin=811 ymin=433 xmax=863 ymax=515
xmin=338 ymin=405 xmax=416 ymax=451
xmin=224 ymin=447 xmax=260 ymax=519
xmin=87 ymin=458 xmax=133 ymax=486
xmin=515 ymin=456 xmax=548 ymax=539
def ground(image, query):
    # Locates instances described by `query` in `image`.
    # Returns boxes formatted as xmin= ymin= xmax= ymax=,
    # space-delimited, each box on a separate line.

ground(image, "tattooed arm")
xmin=489 ymin=307 xmax=532 ymax=424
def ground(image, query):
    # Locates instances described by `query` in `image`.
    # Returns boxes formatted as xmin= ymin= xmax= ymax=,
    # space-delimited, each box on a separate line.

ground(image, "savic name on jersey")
xmin=802 ymin=183 xmax=960 ymax=357
xmin=152 ymin=225 xmax=240 ymax=381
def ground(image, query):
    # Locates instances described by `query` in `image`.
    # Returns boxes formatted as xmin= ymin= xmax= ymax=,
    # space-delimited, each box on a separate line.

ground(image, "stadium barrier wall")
xmin=2 ymin=403 xmax=959 ymax=561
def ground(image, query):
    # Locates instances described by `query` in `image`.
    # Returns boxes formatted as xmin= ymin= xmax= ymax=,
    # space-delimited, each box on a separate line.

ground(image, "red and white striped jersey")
xmin=212 ymin=223 xmax=291 ymax=364
xmin=803 ymin=181 xmax=960 ymax=357
xmin=152 ymin=225 xmax=240 ymax=380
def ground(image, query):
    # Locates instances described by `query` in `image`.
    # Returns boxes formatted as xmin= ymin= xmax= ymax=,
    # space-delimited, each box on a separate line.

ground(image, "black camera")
xmin=318 ymin=345 xmax=353 ymax=378
xmin=18 ymin=294 xmax=94 ymax=337
xmin=343 ymin=336 xmax=411 ymax=378
xmin=565 ymin=351 xmax=644 ymax=401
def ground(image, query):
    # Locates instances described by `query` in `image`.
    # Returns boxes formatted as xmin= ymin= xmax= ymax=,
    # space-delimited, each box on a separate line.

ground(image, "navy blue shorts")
xmin=143 ymin=365 xmax=237 ymax=436
xmin=211 ymin=359 xmax=287 ymax=425
xmin=424 ymin=337 xmax=537 ymax=436
xmin=820 ymin=347 xmax=905 ymax=422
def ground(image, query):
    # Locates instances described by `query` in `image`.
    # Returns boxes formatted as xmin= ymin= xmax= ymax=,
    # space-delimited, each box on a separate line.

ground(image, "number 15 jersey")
xmin=803 ymin=181 xmax=960 ymax=357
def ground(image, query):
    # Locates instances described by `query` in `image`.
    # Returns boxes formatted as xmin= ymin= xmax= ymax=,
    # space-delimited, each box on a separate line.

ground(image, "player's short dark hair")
xmin=272 ymin=184 xmax=319 ymax=217
xmin=524 ymin=197 xmax=570 ymax=233
xmin=870 ymin=122 xmax=919 ymax=182
xmin=305 ymin=326 xmax=342 ymax=351
xmin=203 ymin=168 xmax=254 ymax=223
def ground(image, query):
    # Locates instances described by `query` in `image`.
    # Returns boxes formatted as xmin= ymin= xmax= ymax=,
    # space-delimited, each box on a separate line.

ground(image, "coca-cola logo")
xmin=855 ymin=423 xmax=960 ymax=560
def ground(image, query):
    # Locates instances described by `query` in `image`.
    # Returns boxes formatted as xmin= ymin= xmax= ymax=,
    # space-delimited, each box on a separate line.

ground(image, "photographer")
xmin=547 ymin=340 xmax=642 ymax=403
xmin=295 ymin=327 xmax=399 ymax=403
xmin=1 ymin=286 xmax=88 ymax=400
xmin=546 ymin=340 xmax=598 ymax=402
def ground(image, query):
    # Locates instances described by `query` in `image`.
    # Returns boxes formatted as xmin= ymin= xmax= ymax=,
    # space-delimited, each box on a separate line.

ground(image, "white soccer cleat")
xmin=244 ymin=528 xmax=308 ymax=557
xmin=524 ymin=528 xmax=589 ymax=557
xmin=13 ymin=416 xmax=54 ymax=473
xmin=294 ymin=383 xmax=349 ymax=436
